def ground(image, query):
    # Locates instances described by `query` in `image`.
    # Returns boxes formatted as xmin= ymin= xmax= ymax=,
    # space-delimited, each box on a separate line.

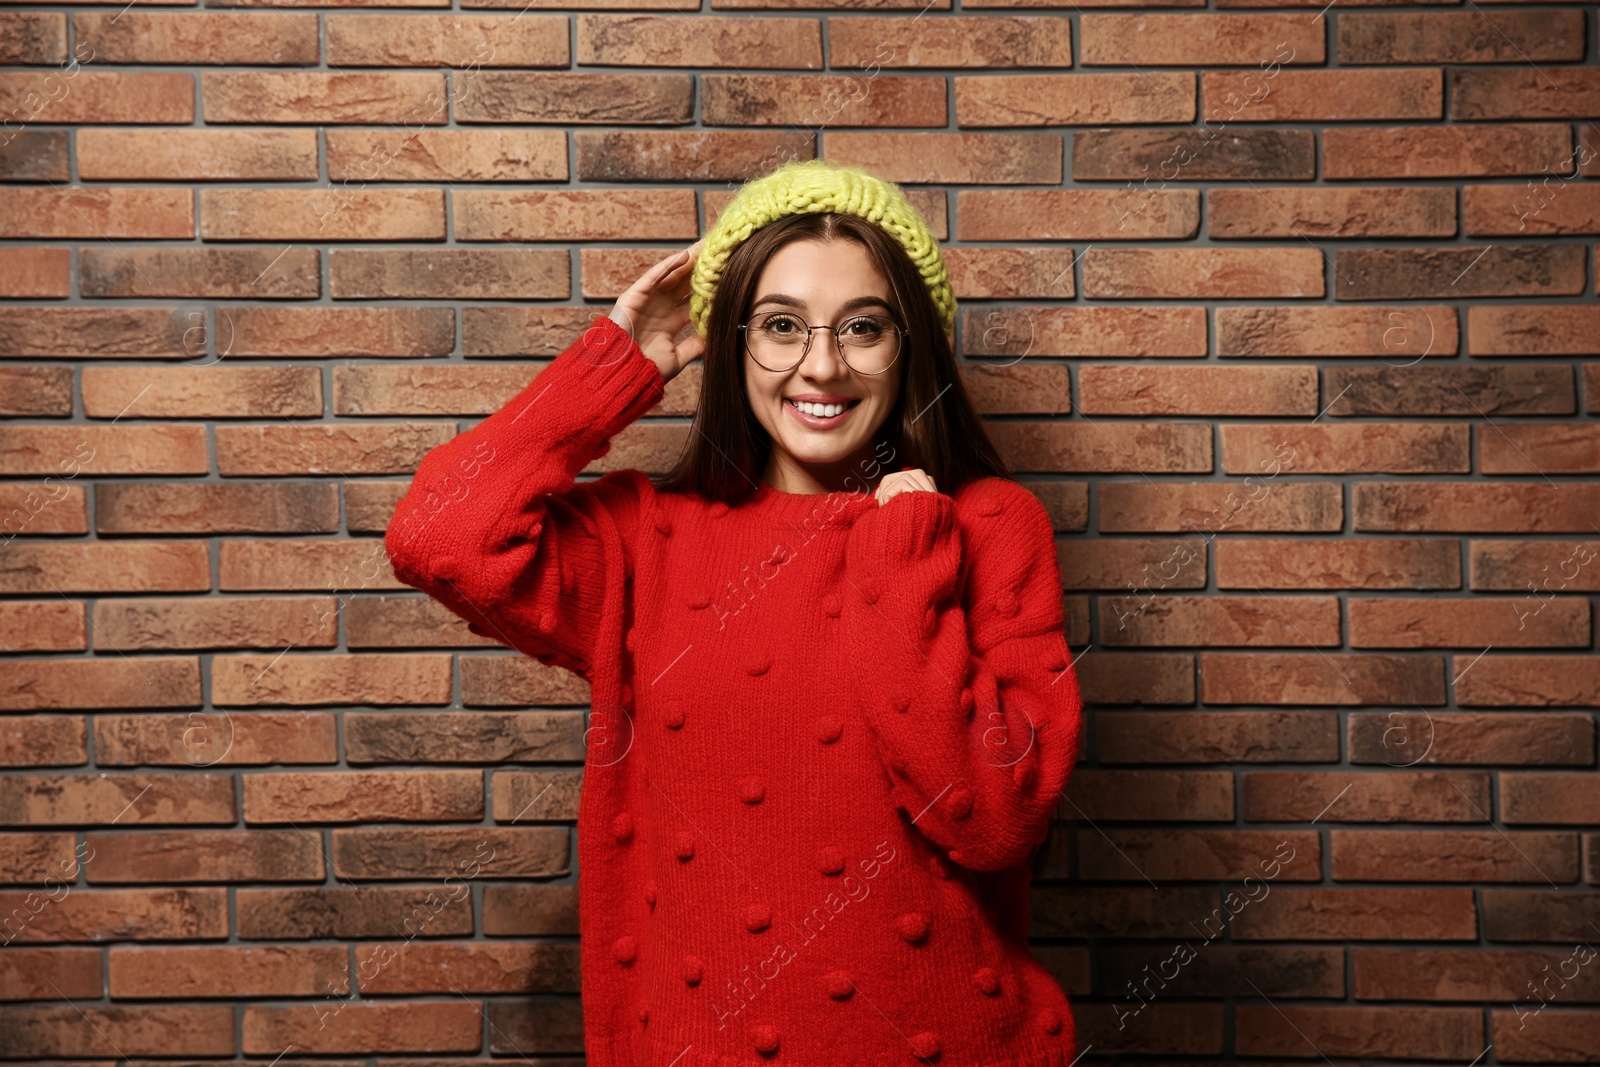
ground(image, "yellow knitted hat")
xmin=689 ymin=158 xmax=955 ymax=340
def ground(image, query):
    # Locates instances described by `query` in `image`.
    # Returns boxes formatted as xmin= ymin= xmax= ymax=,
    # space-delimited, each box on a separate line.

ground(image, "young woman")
xmin=386 ymin=159 xmax=1084 ymax=1067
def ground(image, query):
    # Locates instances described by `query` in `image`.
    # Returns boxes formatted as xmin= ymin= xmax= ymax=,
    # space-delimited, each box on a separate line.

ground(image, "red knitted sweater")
xmin=385 ymin=314 xmax=1086 ymax=1067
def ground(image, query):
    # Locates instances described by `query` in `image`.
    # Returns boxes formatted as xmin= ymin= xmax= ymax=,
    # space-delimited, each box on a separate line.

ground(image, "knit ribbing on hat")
xmin=689 ymin=159 xmax=956 ymax=339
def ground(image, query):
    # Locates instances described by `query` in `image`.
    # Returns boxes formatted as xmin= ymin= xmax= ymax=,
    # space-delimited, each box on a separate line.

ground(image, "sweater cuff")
xmin=846 ymin=490 xmax=961 ymax=606
xmin=558 ymin=314 xmax=667 ymax=443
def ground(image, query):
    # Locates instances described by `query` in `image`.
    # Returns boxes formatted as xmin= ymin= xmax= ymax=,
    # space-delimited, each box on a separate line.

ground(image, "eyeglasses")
xmin=738 ymin=310 xmax=904 ymax=375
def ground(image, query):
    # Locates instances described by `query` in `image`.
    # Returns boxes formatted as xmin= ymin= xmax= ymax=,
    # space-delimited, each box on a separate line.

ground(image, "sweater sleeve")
xmin=840 ymin=480 xmax=1084 ymax=872
xmin=384 ymin=314 xmax=666 ymax=682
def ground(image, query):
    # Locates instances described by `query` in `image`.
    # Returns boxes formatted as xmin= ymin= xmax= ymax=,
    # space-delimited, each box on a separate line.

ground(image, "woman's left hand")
xmin=874 ymin=467 xmax=938 ymax=506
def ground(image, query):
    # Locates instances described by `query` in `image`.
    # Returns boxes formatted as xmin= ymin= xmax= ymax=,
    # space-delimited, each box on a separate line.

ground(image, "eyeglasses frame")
xmin=737 ymin=309 xmax=906 ymax=376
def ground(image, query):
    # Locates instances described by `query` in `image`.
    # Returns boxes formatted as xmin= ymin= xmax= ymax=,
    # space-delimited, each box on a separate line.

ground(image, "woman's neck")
xmin=761 ymin=445 xmax=887 ymax=496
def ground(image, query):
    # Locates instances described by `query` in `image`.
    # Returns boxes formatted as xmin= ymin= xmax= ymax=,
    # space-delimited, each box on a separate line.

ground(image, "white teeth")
xmin=790 ymin=399 xmax=849 ymax=418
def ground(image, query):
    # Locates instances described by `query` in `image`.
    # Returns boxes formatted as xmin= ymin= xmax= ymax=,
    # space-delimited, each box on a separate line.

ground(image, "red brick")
xmin=1236 ymin=1004 xmax=1482 ymax=1059
xmin=326 ymin=128 xmax=566 ymax=182
xmin=238 ymin=885 xmax=474 ymax=942
xmin=357 ymin=940 xmax=578 ymax=995
xmin=0 ymin=424 xmax=207 ymax=476
xmin=242 ymin=999 xmax=481 ymax=1054
xmin=1457 ymin=656 xmax=1600 ymax=707
xmin=1217 ymin=304 xmax=1459 ymax=358
xmin=988 ymin=422 xmax=1211 ymax=472
xmin=0 ymin=188 xmax=193 ymax=239
xmin=1324 ymin=123 xmax=1574 ymax=179
xmin=1453 ymin=68 xmax=1600 ymax=120
xmin=956 ymin=72 xmax=1194 ymax=125
xmin=1099 ymin=482 xmax=1342 ymax=534
xmin=0 ymin=367 xmax=72 ymax=418
xmin=457 ymin=71 xmax=693 ymax=124
xmin=1098 ymin=710 xmax=1338 ymax=764
xmin=1333 ymin=830 xmax=1578 ymax=882
xmin=829 ymin=131 xmax=1062 ymax=184
xmin=330 ymin=248 xmax=567 ymax=300
xmin=1233 ymin=887 xmax=1478 ymax=940
xmin=1102 ymin=594 xmax=1338 ymax=648
xmin=1339 ymin=11 xmax=1584 ymax=64
xmin=1080 ymin=365 xmax=1315 ymax=416
xmin=0 ymin=542 xmax=209 ymax=595
xmin=1350 ymin=597 xmax=1589 ymax=649
xmin=701 ymin=73 xmax=946 ymax=128
xmin=243 ymin=770 xmax=482 ymax=823
xmin=78 ymin=128 xmax=317 ymax=181
xmin=1084 ymin=248 xmax=1324 ymax=298
xmin=215 ymin=423 xmax=455 ymax=476
xmin=1216 ymin=539 xmax=1462 ymax=590
xmin=1222 ymin=424 xmax=1469 ymax=474
xmin=1078 ymin=828 xmax=1321 ymax=881
xmin=1469 ymin=305 xmax=1600 ymax=355
xmin=1324 ymin=364 xmax=1575 ymax=417
xmin=76 ymin=12 xmax=319 ymax=64
xmin=1470 ymin=539 xmax=1600 ymax=593
xmin=0 ymin=945 xmax=100 ymax=999
xmin=1501 ymin=773 xmax=1600 ymax=825
xmin=830 ymin=15 xmax=1072 ymax=68
xmin=1491 ymin=1009 xmax=1600 ymax=1062
xmin=202 ymin=71 xmax=448 ymax=123
xmin=1464 ymin=182 xmax=1600 ymax=237
xmin=0 ymin=1004 xmax=235 ymax=1057
xmin=92 ymin=596 xmax=336 ymax=652
xmin=973 ymin=189 xmax=1199 ymax=242
xmin=80 ymin=246 xmax=319 ymax=299
xmin=1058 ymin=539 xmax=1209 ymax=593
xmin=213 ymin=652 xmax=451 ymax=706
xmin=1356 ymin=483 xmax=1600 ymax=533
xmin=1243 ymin=770 xmax=1491 ymax=823
xmin=1082 ymin=14 xmax=1321 ymax=65
xmin=219 ymin=306 xmax=455 ymax=357
xmin=1199 ymin=652 xmax=1447 ymax=705
xmin=326 ymin=13 xmax=567 ymax=67
xmin=957 ymin=305 xmax=1207 ymax=358
xmin=1349 ymin=710 xmax=1595 ymax=768
xmin=941 ymin=247 xmax=1077 ymax=300
xmin=95 ymin=483 xmax=338 ymax=538
xmin=454 ymin=188 xmax=696 ymax=241
xmin=0 ymin=771 xmax=230 ymax=823
xmin=0 ymin=130 xmax=67 ymax=181
xmin=1201 ymin=69 xmax=1441 ymax=121
xmin=1063 ymin=769 xmax=1234 ymax=822
xmin=0 ymin=71 xmax=193 ymax=123
xmin=576 ymin=129 xmax=815 ymax=182
xmin=1354 ymin=947 xmax=1600 ymax=1001
xmin=0 ymin=12 xmax=66 ymax=63
xmin=1210 ymin=186 xmax=1455 ymax=238
xmin=1076 ymin=652 xmax=1194 ymax=704
xmin=1073 ymin=128 xmax=1314 ymax=181
xmin=0 ymin=655 xmax=198 ymax=713
xmin=1472 ymin=422 xmax=1600 ymax=473
xmin=1482 ymin=889 xmax=1600 ymax=942
xmin=94 ymin=711 xmax=338 ymax=767
xmin=577 ymin=14 xmax=820 ymax=68
xmin=109 ymin=945 xmax=348 ymax=998
xmin=0 ymin=600 xmax=86 ymax=652
xmin=1337 ymin=244 xmax=1584 ymax=300
xmin=200 ymin=188 xmax=445 ymax=241
xmin=0 ymin=246 xmax=70 ymax=297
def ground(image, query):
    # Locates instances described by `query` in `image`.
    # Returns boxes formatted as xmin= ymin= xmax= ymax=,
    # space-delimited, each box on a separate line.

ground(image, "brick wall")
xmin=2 ymin=2 xmax=1598 ymax=1061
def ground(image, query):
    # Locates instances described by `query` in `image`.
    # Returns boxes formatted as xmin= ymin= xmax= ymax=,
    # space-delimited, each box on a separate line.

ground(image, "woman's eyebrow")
xmin=752 ymin=294 xmax=893 ymax=313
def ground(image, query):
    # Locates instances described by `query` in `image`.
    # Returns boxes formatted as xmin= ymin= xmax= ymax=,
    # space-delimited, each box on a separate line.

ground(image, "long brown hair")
xmin=650 ymin=209 xmax=1059 ymax=878
xmin=653 ymin=211 xmax=1010 ymax=500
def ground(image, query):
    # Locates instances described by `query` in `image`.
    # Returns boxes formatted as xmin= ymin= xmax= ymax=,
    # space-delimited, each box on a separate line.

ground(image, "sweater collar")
xmin=738 ymin=478 xmax=879 ymax=527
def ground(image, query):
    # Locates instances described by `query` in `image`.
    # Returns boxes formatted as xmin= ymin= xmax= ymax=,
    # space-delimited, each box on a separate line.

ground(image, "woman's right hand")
xmin=608 ymin=239 xmax=707 ymax=382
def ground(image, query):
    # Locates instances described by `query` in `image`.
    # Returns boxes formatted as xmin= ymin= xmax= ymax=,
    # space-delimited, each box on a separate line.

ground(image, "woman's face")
xmin=742 ymin=237 xmax=902 ymax=493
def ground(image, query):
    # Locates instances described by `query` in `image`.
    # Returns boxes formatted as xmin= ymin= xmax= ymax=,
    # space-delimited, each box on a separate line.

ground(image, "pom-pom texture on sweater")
xmin=385 ymin=315 xmax=1085 ymax=1067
